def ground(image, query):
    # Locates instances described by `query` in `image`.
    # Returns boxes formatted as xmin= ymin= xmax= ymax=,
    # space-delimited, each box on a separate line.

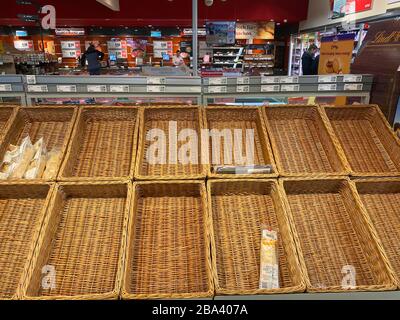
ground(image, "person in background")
xmin=172 ymin=50 xmax=185 ymax=67
xmin=302 ymin=44 xmax=318 ymax=75
xmin=311 ymin=49 xmax=320 ymax=75
xmin=81 ymin=44 xmax=104 ymax=75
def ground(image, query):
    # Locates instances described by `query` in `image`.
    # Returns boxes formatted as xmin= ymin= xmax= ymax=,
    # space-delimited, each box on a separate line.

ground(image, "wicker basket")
xmin=59 ymin=106 xmax=139 ymax=181
xmin=263 ymin=105 xmax=350 ymax=177
xmin=135 ymin=106 xmax=207 ymax=180
xmin=0 ymin=107 xmax=78 ymax=182
xmin=323 ymin=105 xmax=400 ymax=177
xmin=353 ymin=178 xmax=400 ymax=288
xmin=203 ymin=107 xmax=278 ymax=179
xmin=22 ymin=182 xmax=131 ymax=300
xmin=0 ymin=107 xmax=18 ymax=141
xmin=122 ymin=181 xmax=213 ymax=299
xmin=0 ymin=182 xmax=53 ymax=300
xmin=280 ymin=177 xmax=397 ymax=292
xmin=208 ymin=179 xmax=305 ymax=296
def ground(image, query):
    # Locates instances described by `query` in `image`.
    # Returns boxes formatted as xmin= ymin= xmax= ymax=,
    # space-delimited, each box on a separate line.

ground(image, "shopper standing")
xmin=301 ymin=44 xmax=318 ymax=75
xmin=81 ymin=44 xmax=105 ymax=76
xmin=172 ymin=50 xmax=185 ymax=67
xmin=311 ymin=51 xmax=320 ymax=75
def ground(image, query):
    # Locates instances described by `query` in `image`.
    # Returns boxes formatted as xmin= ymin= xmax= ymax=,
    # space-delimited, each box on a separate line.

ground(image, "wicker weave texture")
xmin=263 ymin=105 xmax=349 ymax=177
xmin=60 ymin=107 xmax=139 ymax=181
xmin=208 ymin=179 xmax=305 ymax=295
xmin=0 ymin=107 xmax=77 ymax=182
xmin=354 ymin=178 xmax=400 ymax=287
xmin=0 ymin=183 xmax=52 ymax=299
xmin=135 ymin=106 xmax=206 ymax=180
xmin=280 ymin=178 xmax=396 ymax=292
xmin=122 ymin=181 xmax=213 ymax=299
xmin=23 ymin=182 xmax=131 ymax=300
xmin=0 ymin=107 xmax=16 ymax=140
xmin=204 ymin=107 xmax=277 ymax=178
xmin=324 ymin=105 xmax=400 ymax=176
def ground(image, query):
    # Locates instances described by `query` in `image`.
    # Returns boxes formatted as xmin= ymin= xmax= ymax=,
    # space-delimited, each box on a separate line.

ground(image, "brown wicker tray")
xmin=208 ymin=179 xmax=305 ymax=295
xmin=354 ymin=178 xmax=400 ymax=288
xmin=0 ymin=107 xmax=17 ymax=141
xmin=0 ymin=107 xmax=78 ymax=182
xmin=280 ymin=177 xmax=396 ymax=292
xmin=22 ymin=182 xmax=131 ymax=300
xmin=59 ymin=106 xmax=139 ymax=181
xmin=203 ymin=107 xmax=278 ymax=178
xmin=263 ymin=105 xmax=350 ymax=177
xmin=323 ymin=105 xmax=400 ymax=177
xmin=0 ymin=182 xmax=53 ymax=300
xmin=122 ymin=181 xmax=213 ymax=299
xmin=135 ymin=106 xmax=207 ymax=180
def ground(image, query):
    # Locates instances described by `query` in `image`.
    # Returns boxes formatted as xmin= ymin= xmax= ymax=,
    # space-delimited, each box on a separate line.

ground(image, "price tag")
xmin=208 ymin=77 xmax=227 ymax=85
xmin=343 ymin=75 xmax=363 ymax=82
xmin=280 ymin=76 xmax=299 ymax=84
xmin=27 ymin=85 xmax=48 ymax=92
xmin=281 ymin=84 xmax=300 ymax=92
xmin=208 ymin=86 xmax=227 ymax=93
xmin=318 ymin=75 xmax=337 ymax=83
xmin=261 ymin=76 xmax=280 ymax=84
xmin=146 ymin=77 xmax=166 ymax=85
xmin=318 ymin=84 xmax=337 ymax=91
xmin=110 ymin=85 xmax=130 ymax=93
xmin=26 ymin=75 xmax=36 ymax=84
xmin=0 ymin=84 xmax=12 ymax=92
xmin=344 ymin=83 xmax=364 ymax=91
xmin=147 ymin=85 xmax=166 ymax=93
xmin=237 ymin=77 xmax=250 ymax=85
xmin=57 ymin=85 xmax=77 ymax=93
xmin=87 ymin=85 xmax=107 ymax=93
xmin=261 ymin=85 xmax=280 ymax=92
xmin=189 ymin=86 xmax=202 ymax=93
xmin=237 ymin=85 xmax=250 ymax=93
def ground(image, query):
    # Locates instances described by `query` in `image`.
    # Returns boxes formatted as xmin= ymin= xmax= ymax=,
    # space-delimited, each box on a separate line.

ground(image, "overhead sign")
xmin=332 ymin=0 xmax=373 ymax=19
xmin=182 ymin=28 xmax=207 ymax=36
xmin=236 ymin=22 xmax=275 ymax=40
xmin=55 ymin=28 xmax=85 ymax=36
xmin=14 ymin=40 xmax=34 ymax=51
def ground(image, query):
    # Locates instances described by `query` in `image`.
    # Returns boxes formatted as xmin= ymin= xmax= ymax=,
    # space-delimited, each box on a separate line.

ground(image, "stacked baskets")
xmin=0 ymin=103 xmax=399 ymax=299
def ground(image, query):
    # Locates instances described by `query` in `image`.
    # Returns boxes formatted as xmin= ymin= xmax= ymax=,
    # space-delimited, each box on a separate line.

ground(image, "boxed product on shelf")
xmin=0 ymin=107 xmax=78 ymax=182
xmin=135 ymin=106 xmax=207 ymax=180
xmin=203 ymin=106 xmax=278 ymax=178
xmin=0 ymin=183 xmax=53 ymax=299
xmin=263 ymin=105 xmax=350 ymax=177
xmin=323 ymin=105 xmax=400 ymax=177
xmin=122 ymin=181 xmax=213 ymax=299
xmin=22 ymin=182 xmax=131 ymax=300
xmin=353 ymin=178 xmax=400 ymax=288
xmin=0 ymin=107 xmax=18 ymax=140
xmin=59 ymin=106 xmax=139 ymax=181
xmin=208 ymin=179 xmax=305 ymax=296
xmin=280 ymin=178 xmax=397 ymax=293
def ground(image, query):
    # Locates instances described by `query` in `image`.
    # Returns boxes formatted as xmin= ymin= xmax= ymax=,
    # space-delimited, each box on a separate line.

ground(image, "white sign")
xmin=280 ymin=76 xmax=299 ymax=84
xmin=318 ymin=75 xmax=338 ymax=83
xmin=61 ymin=41 xmax=80 ymax=50
xmin=261 ymin=76 xmax=280 ymax=84
xmin=237 ymin=77 xmax=250 ymax=85
xmin=343 ymin=75 xmax=363 ymax=82
xmin=261 ymin=85 xmax=280 ymax=92
xmin=344 ymin=83 xmax=364 ymax=91
xmin=208 ymin=86 xmax=227 ymax=93
xmin=147 ymin=77 xmax=166 ymax=85
xmin=281 ymin=85 xmax=300 ymax=92
xmin=57 ymin=85 xmax=77 ymax=93
xmin=318 ymin=84 xmax=337 ymax=91
xmin=147 ymin=85 xmax=166 ymax=93
xmin=208 ymin=77 xmax=227 ymax=85
xmin=0 ymin=84 xmax=12 ymax=92
xmin=183 ymin=28 xmax=207 ymax=36
xmin=55 ymin=28 xmax=85 ymax=36
xmin=41 ymin=5 xmax=56 ymax=30
xmin=237 ymin=85 xmax=250 ymax=93
xmin=87 ymin=85 xmax=107 ymax=93
xmin=14 ymin=40 xmax=33 ymax=51
xmin=62 ymin=50 xmax=81 ymax=58
xmin=26 ymin=75 xmax=36 ymax=84
xmin=110 ymin=85 xmax=130 ymax=93
xmin=28 ymin=85 xmax=48 ymax=92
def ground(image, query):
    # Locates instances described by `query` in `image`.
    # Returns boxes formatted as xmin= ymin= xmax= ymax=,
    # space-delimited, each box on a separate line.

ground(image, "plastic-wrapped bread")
xmin=42 ymin=148 xmax=61 ymax=180
xmin=10 ymin=142 xmax=35 ymax=179
xmin=0 ymin=162 xmax=17 ymax=180
xmin=24 ymin=139 xmax=48 ymax=179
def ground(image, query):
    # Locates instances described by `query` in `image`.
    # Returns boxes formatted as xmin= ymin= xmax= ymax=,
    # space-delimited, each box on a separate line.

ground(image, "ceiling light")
xmin=204 ymin=0 xmax=213 ymax=6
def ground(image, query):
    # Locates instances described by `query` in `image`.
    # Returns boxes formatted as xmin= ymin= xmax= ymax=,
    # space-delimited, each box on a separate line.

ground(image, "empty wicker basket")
xmin=204 ymin=107 xmax=278 ymax=178
xmin=122 ymin=181 xmax=213 ymax=299
xmin=0 ymin=182 xmax=53 ymax=300
xmin=23 ymin=182 xmax=131 ymax=300
xmin=280 ymin=178 xmax=396 ymax=292
xmin=323 ymin=105 xmax=400 ymax=177
xmin=354 ymin=178 xmax=400 ymax=288
xmin=208 ymin=179 xmax=305 ymax=296
xmin=0 ymin=107 xmax=78 ymax=182
xmin=59 ymin=106 xmax=139 ymax=181
xmin=263 ymin=105 xmax=350 ymax=177
xmin=0 ymin=107 xmax=17 ymax=141
xmin=135 ymin=106 xmax=207 ymax=180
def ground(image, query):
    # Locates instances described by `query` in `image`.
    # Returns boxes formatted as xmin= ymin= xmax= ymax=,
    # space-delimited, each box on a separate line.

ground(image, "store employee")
xmin=81 ymin=44 xmax=105 ymax=75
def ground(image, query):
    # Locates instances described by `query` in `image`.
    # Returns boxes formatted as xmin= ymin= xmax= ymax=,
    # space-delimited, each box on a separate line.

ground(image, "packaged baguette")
xmin=42 ymin=148 xmax=61 ymax=180
xmin=24 ymin=138 xmax=48 ymax=179
xmin=3 ymin=144 xmax=18 ymax=164
xmin=259 ymin=228 xmax=279 ymax=290
xmin=10 ymin=137 xmax=35 ymax=179
xmin=0 ymin=162 xmax=17 ymax=180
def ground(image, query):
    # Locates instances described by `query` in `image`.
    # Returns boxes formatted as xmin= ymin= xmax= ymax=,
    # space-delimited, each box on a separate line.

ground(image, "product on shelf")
xmin=259 ymin=229 xmax=279 ymax=289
